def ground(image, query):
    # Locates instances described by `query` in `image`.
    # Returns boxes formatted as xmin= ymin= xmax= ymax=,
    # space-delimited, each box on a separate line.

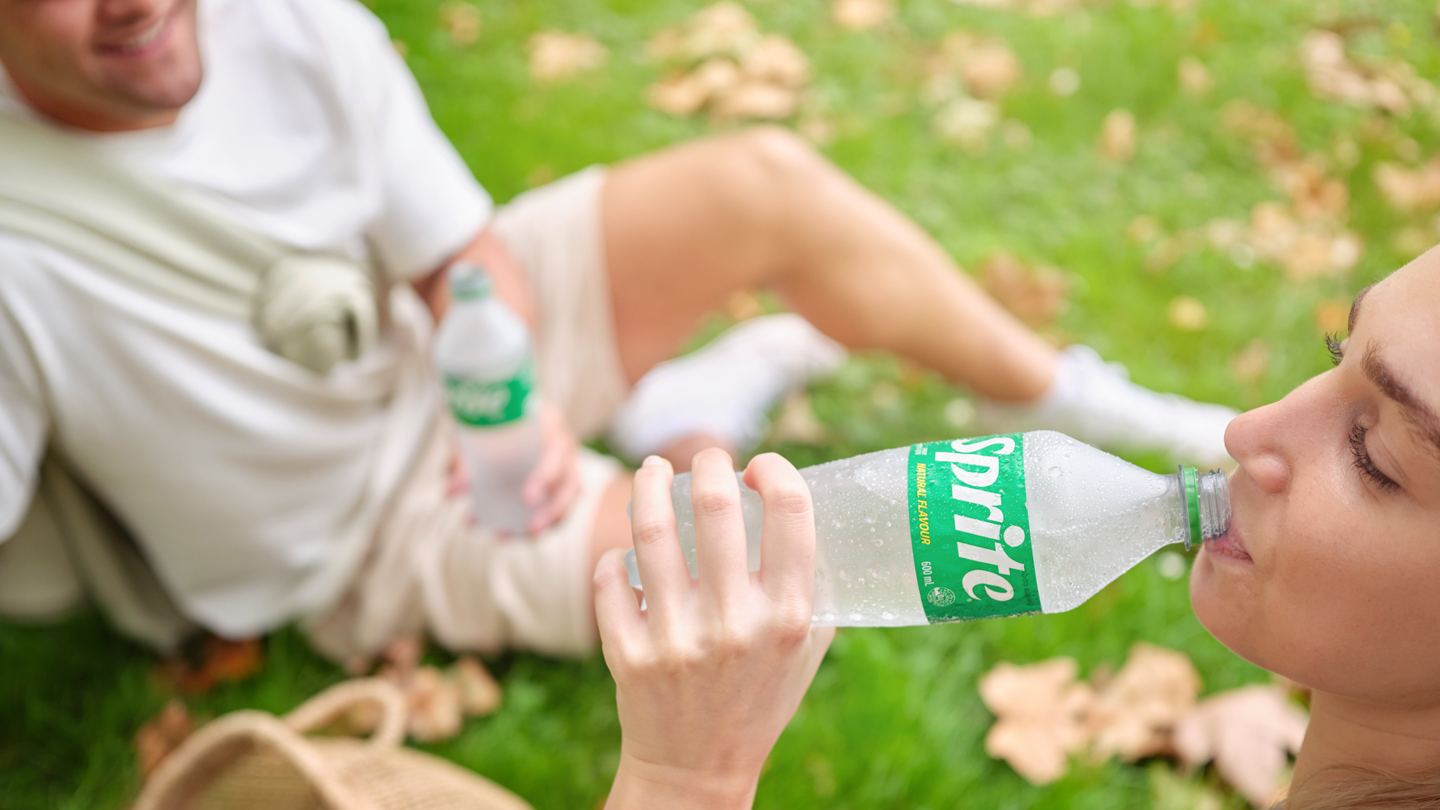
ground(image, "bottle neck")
xmin=1174 ymin=468 xmax=1231 ymax=549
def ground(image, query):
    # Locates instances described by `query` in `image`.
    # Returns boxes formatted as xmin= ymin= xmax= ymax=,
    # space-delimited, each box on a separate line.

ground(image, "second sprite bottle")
xmin=434 ymin=262 xmax=543 ymax=534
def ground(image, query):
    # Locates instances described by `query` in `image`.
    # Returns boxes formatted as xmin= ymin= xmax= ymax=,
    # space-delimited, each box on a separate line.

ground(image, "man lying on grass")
xmin=0 ymin=0 xmax=1231 ymax=679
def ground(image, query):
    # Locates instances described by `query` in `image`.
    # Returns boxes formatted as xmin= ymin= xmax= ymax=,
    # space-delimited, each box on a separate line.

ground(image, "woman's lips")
xmin=1204 ymin=525 xmax=1252 ymax=563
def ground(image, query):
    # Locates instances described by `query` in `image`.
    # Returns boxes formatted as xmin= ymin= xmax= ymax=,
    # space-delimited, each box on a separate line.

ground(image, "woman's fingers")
xmin=689 ymin=448 xmax=752 ymax=606
xmin=629 ymin=455 xmax=689 ymax=622
xmin=743 ymin=453 xmax=816 ymax=607
xmin=593 ymin=547 xmax=643 ymax=660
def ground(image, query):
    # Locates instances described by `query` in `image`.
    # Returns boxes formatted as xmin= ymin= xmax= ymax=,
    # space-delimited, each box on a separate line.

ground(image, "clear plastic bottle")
xmin=433 ymin=262 xmax=543 ymax=534
xmin=624 ymin=431 xmax=1230 ymax=625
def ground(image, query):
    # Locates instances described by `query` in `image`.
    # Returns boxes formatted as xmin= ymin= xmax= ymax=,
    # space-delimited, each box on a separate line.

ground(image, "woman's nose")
xmin=1225 ymin=403 xmax=1291 ymax=494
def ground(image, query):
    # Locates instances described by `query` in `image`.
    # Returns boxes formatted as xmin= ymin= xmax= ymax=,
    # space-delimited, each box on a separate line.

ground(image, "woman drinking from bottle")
xmin=592 ymin=255 xmax=1440 ymax=809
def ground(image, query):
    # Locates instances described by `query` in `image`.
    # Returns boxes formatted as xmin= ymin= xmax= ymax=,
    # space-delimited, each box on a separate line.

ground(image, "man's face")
xmin=0 ymin=0 xmax=201 ymax=131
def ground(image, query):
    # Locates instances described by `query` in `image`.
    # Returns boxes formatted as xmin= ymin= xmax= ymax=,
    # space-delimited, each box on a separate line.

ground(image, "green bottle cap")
xmin=1180 ymin=466 xmax=1201 ymax=551
xmin=449 ymin=262 xmax=493 ymax=301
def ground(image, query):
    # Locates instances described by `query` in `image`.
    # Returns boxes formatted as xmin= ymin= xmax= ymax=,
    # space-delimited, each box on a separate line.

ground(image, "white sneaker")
xmin=975 ymin=344 xmax=1237 ymax=468
xmin=608 ymin=314 xmax=847 ymax=461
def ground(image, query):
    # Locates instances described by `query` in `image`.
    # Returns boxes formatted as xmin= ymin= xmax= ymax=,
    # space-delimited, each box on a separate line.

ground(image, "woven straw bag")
xmin=132 ymin=679 xmax=534 ymax=810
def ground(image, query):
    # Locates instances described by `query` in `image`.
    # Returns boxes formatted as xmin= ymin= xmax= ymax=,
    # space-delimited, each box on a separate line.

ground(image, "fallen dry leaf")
xmin=741 ymin=34 xmax=811 ymax=88
xmin=528 ymin=31 xmax=608 ymax=85
xmin=1220 ymin=101 xmax=1299 ymax=169
xmin=438 ymin=2 xmax=481 ymax=47
xmin=1087 ymin=642 xmax=1201 ymax=762
xmin=932 ymin=97 xmax=999 ymax=153
xmin=686 ymin=1 xmax=760 ymax=60
xmin=980 ymin=657 xmax=1095 ymax=785
xmin=153 ymin=637 xmax=265 ymax=695
xmin=1313 ymin=297 xmax=1350 ymax=335
xmin=1230 ymin=340 xmax=1270 ymax=385
xmin=1373 ymin=158 xmax=1440 ymax=214
xmin=1174 ymin=685 xmax=1308 ymax=807
xmin=713 ymin=81 xmax=799 ymax=120
xmin=453 ymin=657 xmax=503 ymax=717
xmin=1098 ymin=109 xmax=1137 ymax=162
xmin=1177 ymin=56 xmax=1212 ymax=95
xmin=979 ymin=253 xmax=1069 ymax=328
xmin=831 ymin=0 xmax=893 ymax=31
xmin=924 ymin=32 xmax=1023 ymax=103
xmin=1271 ymin=158 xmax=1348 ymax=221
xmin=1127 ymin=215 xmax=1162 ymax=244
xmin=401 ymin=666 xmax=463 ymax=743
xmin=135 ymin=700 xmax=194 ymax=777
xmin=769 ymin=390 xmax=829 ymax=445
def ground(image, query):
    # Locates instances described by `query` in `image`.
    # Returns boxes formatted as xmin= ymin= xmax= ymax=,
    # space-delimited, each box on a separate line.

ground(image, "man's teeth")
xmin=119 ymin=18 xmax=167 ymax=52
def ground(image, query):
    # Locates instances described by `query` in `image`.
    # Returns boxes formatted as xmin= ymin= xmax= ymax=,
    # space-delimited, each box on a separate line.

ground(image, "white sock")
xmin=608 ymin=314 xmax=847 ymax=461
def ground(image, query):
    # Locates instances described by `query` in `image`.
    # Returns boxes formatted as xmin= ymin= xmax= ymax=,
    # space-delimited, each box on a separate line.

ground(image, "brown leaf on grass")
xmin=454 ymin=657 xmax=503 ymax=717
xmin=1373 ymin=158 xmax=1440 ymax=214
xmin=1167 ymin=296 xmax=1208 ymax=332
xmin=1174 ymin=685 xmax=1308 ymax=807
xmin=1087 ymin=642 xmax=1201 ymax=762
xmin=1220 ymin=101 xmax=1299 ymax=169
xmin=831 ymin=0 xmax=894 ymax=32
xmin=1299 ymin=30 xmax=1415 ymax=116
xmin=154 ymin=637 xmax=265 ymax=695
xmin=769 ymin=391 xmax=829 ymax=445
xmin=1313 ymin=297 xmax=1350 ymax=335
xmin=135 ymin=700 xmax=194 ymax=777
xmin=438 ymin=2 xmax=481 ymax=47
xmin=399 ymin=666 xmax=464 ymax=743
xmin=978 ymin=253 xmax=1069 ymax=328
xmin=924 ymin=33 xmax=1023 ymax=102
xmin=1230 ymin=340 xmax=1270 ymax=385
xmin=1177 ymin=56 xmax=1212 ymax=95
xmin=1271 ymin=159 xmax=1349 ymax=221
xmin=528 ymin=31 xmax=608 ymax=85
xmin=712 ymin=82 xmax=800 ymax=120
xmin=679 ymin=1 xmax=760 ymax=61
xmin=932 ymin=97 xmax=999 ymax=153
xmin=980 ymin=658 xmax=1095 ymax=785
xmin=1246 ymin=202 xmax=1361 ymax=282
xmin=1098 ymin=109 xmax=1137 ymax=162
xmin=741 ymin=35 xmax=811 ymax=88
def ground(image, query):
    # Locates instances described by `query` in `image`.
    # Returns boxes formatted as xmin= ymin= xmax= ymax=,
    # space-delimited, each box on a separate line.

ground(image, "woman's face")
xmin=1192 ymin=258 xmax=1440 ymax=706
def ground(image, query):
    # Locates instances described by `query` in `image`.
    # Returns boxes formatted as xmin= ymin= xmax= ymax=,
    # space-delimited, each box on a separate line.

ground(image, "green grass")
xmin=3 ymin=0 xmax=1435 ymax=807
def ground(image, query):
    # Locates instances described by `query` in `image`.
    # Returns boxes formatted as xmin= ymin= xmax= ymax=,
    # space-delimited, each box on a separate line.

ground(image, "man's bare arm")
xmin=411 ymin=225 xmax=537 ymax=330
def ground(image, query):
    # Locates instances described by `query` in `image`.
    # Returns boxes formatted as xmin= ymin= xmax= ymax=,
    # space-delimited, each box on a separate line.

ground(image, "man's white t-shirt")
xmin=0 ymin=0 xmax=491 ymax=635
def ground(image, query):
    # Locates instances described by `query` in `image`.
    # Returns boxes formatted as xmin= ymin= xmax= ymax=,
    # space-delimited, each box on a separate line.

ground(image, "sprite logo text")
xmin=444 ymin=362 xmax=535 ymax=427
xmin=907 ymin=434 xmax=1040 ymax=622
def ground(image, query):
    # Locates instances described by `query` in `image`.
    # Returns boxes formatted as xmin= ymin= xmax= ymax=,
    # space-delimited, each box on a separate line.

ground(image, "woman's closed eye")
xmin=1350 ymin=422 xmax=1401 ymax=493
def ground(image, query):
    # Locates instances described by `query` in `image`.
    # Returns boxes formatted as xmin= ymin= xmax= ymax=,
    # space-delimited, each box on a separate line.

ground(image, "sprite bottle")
xmin=624 ymin=431 xmax=1230 ymax=625
xmin=434 ymin=262 xmax=543 ymax=534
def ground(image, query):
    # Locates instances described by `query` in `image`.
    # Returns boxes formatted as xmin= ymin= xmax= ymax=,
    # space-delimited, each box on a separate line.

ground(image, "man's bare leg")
xmin=601 ymin=126 xmax=1057 ymax=401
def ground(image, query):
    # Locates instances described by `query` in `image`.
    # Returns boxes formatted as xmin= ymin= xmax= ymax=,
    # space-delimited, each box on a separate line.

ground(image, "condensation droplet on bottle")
xmin=1048 ymin=466 xmax=1062 ymax=478
xmin=881 ymin=611 xmax=896 ymax=621
xmin=848 ymin=612 xmax=865 ymax=622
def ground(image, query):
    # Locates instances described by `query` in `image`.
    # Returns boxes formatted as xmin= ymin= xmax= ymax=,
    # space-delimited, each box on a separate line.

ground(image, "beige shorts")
xmin=307 ymin=167 xmax=630 ymax=663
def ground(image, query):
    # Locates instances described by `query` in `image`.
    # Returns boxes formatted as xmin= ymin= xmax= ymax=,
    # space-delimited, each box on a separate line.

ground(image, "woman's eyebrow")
xmin=1362 ymin=345 xmax=1440 ymax=468
xmin=1347 ymin=283 xmax=1374 ymax=336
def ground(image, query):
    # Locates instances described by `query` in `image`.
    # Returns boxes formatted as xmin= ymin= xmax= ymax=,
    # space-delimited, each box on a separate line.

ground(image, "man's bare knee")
xmin=697 ymin=126 xmax=834 ymax=245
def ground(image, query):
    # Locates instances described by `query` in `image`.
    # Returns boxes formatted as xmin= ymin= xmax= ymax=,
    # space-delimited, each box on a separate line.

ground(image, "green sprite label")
xmin=908 ymin=434 xmax=1040 ymax=623
xmin=444 ymin=361 xmax=535 ymax=427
